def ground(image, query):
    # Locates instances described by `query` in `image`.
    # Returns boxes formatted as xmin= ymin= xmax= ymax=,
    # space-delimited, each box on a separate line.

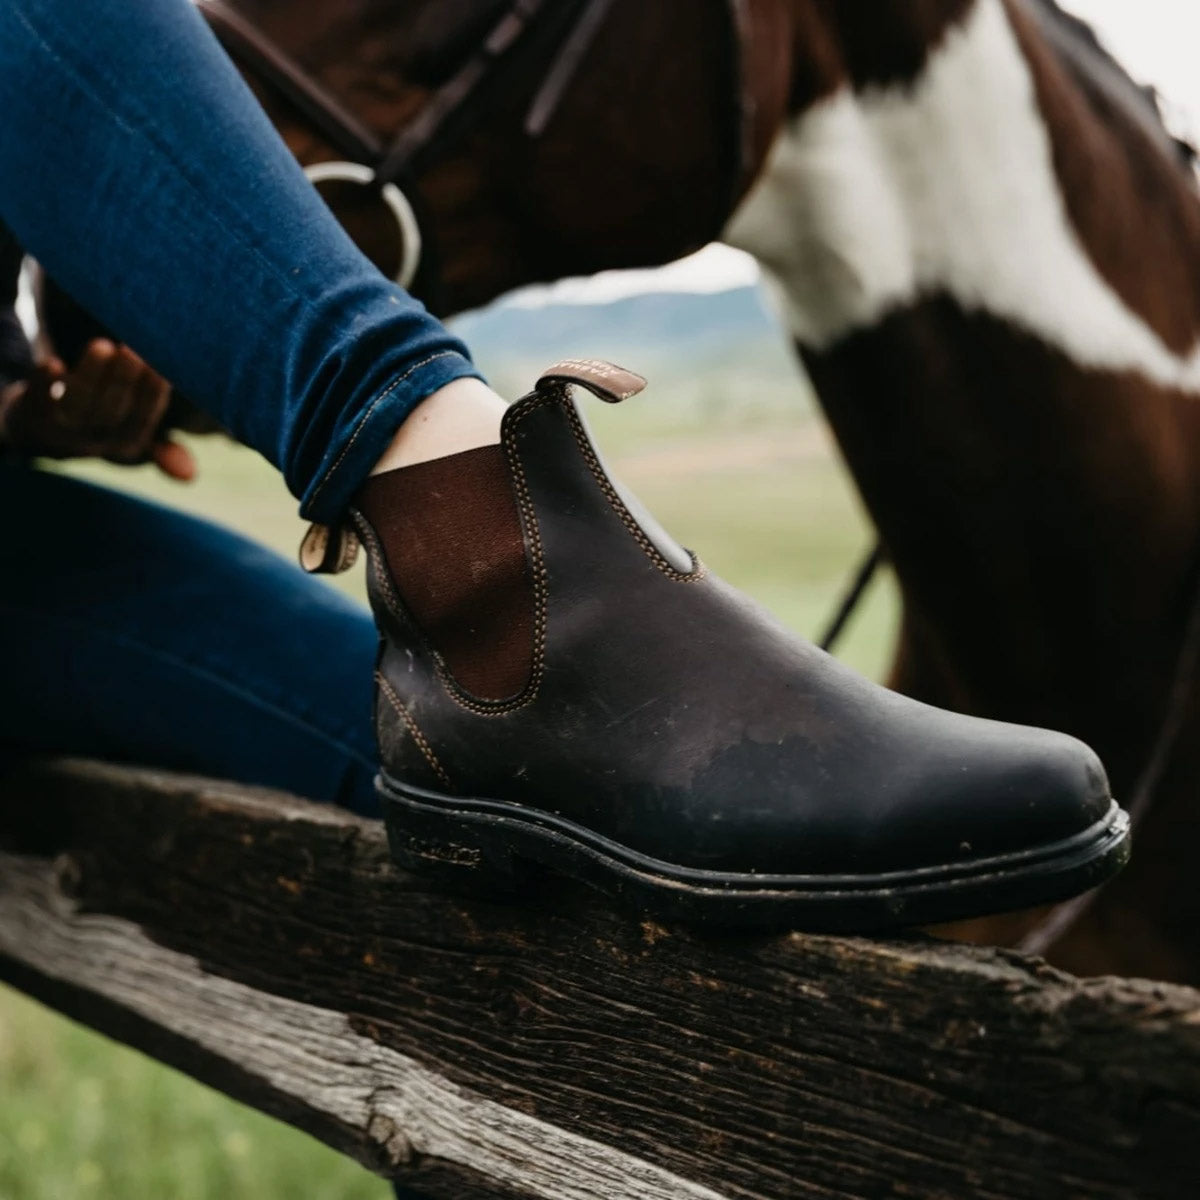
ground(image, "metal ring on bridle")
xmin=303 ymin=160 xmax=423 ymax=292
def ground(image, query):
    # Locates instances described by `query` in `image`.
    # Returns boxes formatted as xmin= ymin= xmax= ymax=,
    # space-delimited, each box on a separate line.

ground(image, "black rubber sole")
xmin=379 ymin=771 xmax=1132 ymax=933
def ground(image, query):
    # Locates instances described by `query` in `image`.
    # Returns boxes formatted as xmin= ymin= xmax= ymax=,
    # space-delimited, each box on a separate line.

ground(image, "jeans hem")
xmin=299 ymin=349 xmax=484 ymax=523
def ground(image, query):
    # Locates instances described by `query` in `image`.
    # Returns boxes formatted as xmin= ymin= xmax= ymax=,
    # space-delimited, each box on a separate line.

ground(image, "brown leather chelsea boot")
xmin=343 ymin=360 xmax=1129 ymax=932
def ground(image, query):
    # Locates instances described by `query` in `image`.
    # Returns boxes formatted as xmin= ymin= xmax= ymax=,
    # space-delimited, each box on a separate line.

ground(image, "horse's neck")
xmin=725 ymin=0 xmax=1200 ymax=786
xmin=731 ymin=0 xmax=1200 ymax=354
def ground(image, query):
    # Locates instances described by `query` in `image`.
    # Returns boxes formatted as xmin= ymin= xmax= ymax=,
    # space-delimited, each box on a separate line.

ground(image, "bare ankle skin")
xmin=370 ymin=377 xmax=508 ymax=474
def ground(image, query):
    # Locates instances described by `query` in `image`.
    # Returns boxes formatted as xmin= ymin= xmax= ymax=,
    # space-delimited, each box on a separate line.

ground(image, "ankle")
xmin=370 ymin=377 xmax=508 ymax=475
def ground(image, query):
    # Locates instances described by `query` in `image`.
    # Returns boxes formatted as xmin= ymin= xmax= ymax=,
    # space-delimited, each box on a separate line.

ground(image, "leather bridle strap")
xmin=197 ymin=0 xmax=383 ymax=165
xmin=196 ymin=0 xmax=592 ymax=187
xmin=195 ymin=0 xmax=590 ymax=299
xmin=374 ymin=0 xmax=563 ymax=184
xmin=524 ymin=0 xmax=618 ymax=138
xmin=197 ymin=0 xmax=765 ymax=219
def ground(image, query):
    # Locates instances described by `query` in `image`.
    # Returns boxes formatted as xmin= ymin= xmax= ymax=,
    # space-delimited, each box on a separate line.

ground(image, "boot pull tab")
xmin=299 ymin=522 xmax=361 ymax=575
xmin=537 ymin=359 xmax=647 ymax=403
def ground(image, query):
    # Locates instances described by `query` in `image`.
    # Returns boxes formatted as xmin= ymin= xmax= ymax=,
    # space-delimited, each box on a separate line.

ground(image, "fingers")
xmin=0 ymin=359 xmax=76 ymax=455
xmin=0 ymin=377 xmax=29 ymax=436
xmin=59 ymin=340 xmax=116 ymax=426
xmin=107 ymin=351 xmax=173 ymax=462
xmin=23 ymin=357 xmax=66 ymax=412
xmin=59 ymin=340 xmax=172 ymax=464
xmin=60 ymin=341 xmax=144 ymax=441
xmin=65 ymin=342 xmax=109 ymax=395
xmin=15 ymin=338 xmax=191 ymax=472
xmin=99 ymin=345 xmax=142 ymax=435
xmin=151 ymin=438 xmax=198 ymax=482
xmin=40 ymin=355 xmax=66 ymax=382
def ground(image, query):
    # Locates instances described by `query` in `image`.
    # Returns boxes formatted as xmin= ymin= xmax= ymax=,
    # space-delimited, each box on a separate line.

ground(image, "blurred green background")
xmin=0 ymin=281 xmax=896 ymax=1199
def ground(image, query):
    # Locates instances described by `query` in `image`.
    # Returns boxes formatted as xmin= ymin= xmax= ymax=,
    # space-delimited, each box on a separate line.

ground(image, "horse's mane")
xmin=1026 ymin=0 xmax=1197 ymax=166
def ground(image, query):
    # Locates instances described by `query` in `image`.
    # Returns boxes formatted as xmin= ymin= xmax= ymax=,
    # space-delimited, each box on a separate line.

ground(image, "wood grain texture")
xmin=1 ymin=758 xmax=1198 ymax=1200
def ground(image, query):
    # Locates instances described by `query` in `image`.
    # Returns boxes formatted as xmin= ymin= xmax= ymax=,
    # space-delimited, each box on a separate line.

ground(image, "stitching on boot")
xmin=376 ymin=674 xmax=453 ymax=788
xmin=360 ymin=532 xmax=535 ymax=718
xmin=354 ymin=414 xmax=550 ymax=718
xmin=428 ymin=398 xmax=552 ymax=717
xmin=554 ymin=386 xmax=709 ymax=584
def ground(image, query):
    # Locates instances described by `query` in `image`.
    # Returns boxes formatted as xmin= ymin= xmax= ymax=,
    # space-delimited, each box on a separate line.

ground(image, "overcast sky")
xmin=514 ymin=0 xmax=1200 ymax=307
xmin=1070 ymin=0 xmax=1200 ymax=137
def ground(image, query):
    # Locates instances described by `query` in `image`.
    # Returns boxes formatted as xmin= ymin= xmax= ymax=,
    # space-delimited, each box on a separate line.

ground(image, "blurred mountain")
xmin=448 ymin=284 xmax=814 ymax=419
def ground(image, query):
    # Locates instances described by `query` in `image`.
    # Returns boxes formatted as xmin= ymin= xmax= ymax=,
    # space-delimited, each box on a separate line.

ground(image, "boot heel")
xmin=384 ymin=813 xmax=538 ymax=897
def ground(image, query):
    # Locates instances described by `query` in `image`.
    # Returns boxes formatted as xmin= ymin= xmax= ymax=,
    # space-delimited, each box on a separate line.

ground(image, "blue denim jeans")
xmin=0 ymin=460 xmax=382 ymax=814
xmin=0 ymin=0 xmax=481 ymax=522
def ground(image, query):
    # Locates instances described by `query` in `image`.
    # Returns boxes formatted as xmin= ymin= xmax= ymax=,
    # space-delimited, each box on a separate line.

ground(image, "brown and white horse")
xmin=126 ymin=0 xmax=1200 ymax=981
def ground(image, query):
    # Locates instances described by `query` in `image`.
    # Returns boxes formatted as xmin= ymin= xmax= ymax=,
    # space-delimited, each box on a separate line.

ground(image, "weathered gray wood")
xmin=1 ymin=759 xmax=1198 ymax=1200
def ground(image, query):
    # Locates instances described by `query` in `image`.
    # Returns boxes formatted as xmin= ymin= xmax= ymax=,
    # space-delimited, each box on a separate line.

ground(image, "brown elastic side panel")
xmin=356 ymin=445 xmax=535 ymax=701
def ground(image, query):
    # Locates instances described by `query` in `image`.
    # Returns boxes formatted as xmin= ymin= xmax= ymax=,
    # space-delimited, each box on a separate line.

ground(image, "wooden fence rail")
xmin=0 ymin=758 xmax=1197 ymax=1199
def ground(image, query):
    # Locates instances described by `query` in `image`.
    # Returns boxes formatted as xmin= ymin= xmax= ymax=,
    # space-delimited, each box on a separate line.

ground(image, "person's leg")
xmin=0 ymin=461 xmax=379 ymax=815
xmin=0 ymin=0 xmax=498 ymax=522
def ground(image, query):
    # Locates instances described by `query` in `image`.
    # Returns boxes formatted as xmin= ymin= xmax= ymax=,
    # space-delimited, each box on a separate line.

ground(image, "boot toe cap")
xmin=857 ymin=718 xmax=1114 ymax=876
xmin=650 ymin=716 xmax=1115 ymax=880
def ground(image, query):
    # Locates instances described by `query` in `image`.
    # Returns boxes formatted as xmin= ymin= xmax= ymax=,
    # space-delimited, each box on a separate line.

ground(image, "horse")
xmin=61 ymin=0 xmax=1200 ymax=981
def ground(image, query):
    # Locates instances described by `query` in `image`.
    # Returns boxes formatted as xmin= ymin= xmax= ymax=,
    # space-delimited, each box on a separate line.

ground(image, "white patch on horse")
xmin=724 ymin=0 xmax=1200 ymax=390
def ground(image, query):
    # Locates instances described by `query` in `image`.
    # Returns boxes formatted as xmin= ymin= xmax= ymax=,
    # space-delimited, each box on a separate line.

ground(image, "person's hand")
xmin=0 ymin=339 xmax=196 ymax=480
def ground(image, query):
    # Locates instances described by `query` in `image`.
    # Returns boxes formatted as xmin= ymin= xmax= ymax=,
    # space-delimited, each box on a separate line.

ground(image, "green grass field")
xmin=0 ymin=370 xmax=896 ymax=1199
